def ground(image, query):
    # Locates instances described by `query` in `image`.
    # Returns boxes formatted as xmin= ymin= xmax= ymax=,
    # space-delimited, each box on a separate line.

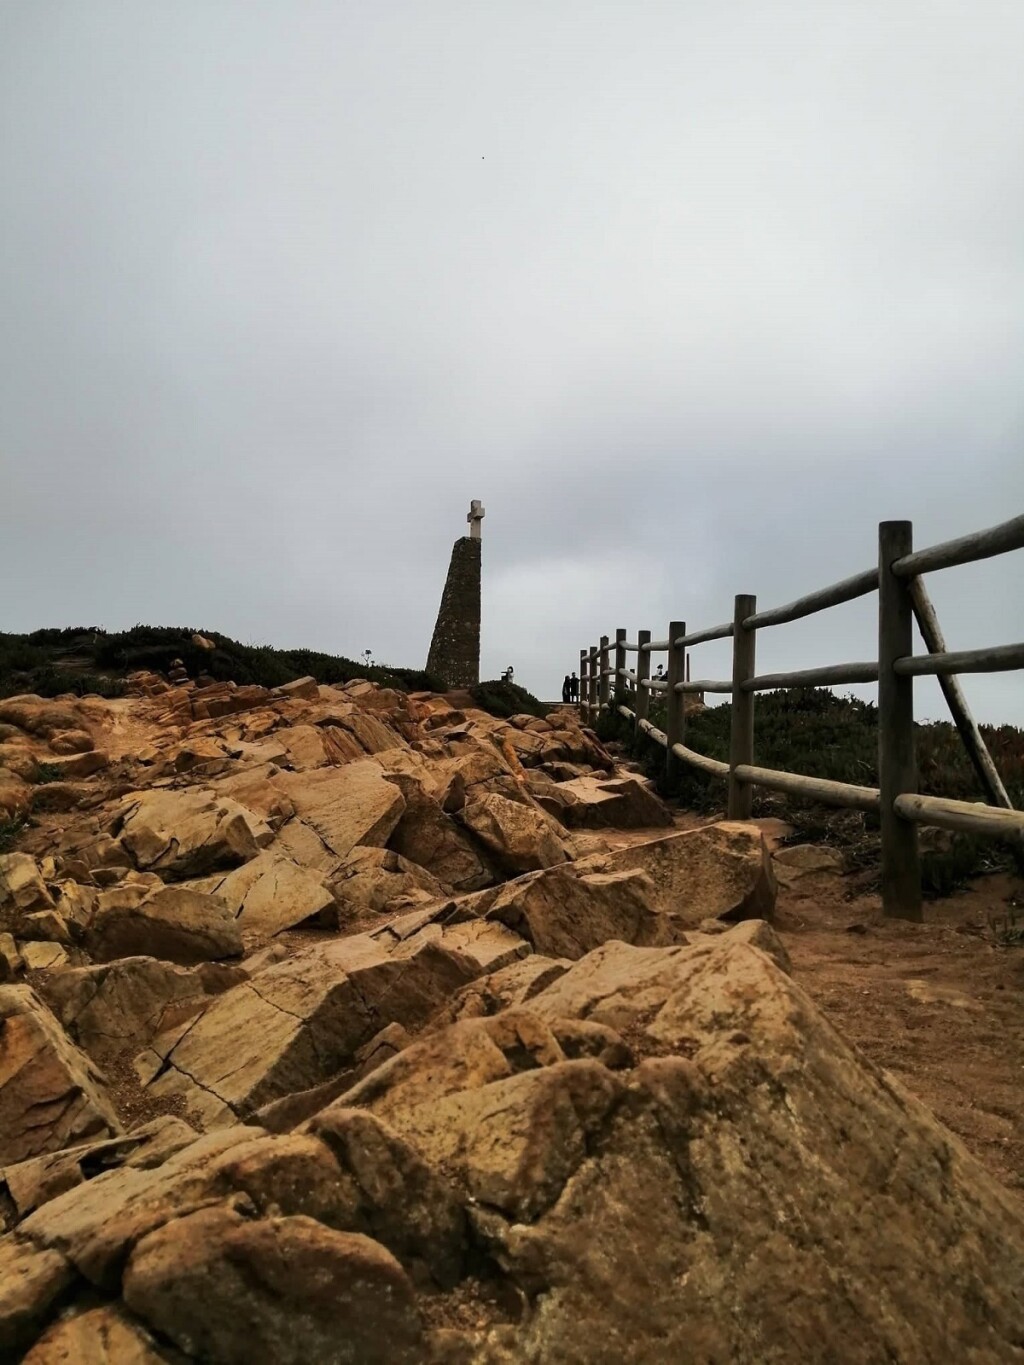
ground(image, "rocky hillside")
xmin=1 ymin=670 xmax=1022 ymax=1361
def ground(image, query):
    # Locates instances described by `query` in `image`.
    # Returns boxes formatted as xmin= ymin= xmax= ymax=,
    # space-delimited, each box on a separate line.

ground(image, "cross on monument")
xmin=467 ymin=499 xmax=485 ymax=540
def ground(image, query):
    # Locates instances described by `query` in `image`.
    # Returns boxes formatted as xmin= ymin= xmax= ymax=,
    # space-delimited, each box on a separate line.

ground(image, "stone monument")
xmin=426 ymin=501 xmax=484 ymax=688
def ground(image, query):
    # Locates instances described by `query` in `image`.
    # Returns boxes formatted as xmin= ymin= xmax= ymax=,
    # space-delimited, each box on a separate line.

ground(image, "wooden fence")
xmin=578 ymin=515 xmax=1024 ymax=920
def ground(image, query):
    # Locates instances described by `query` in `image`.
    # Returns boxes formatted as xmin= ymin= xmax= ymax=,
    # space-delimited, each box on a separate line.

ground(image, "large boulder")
xmin=578 ymin=820 xmax=776 ymax=927
xmin=460 ymin=791 xmax=572 ymax=875
xmin=481 ymin=863 xmax=685 ymax=959
xmin=534 ymin=773 xmax=674 ymax=830
xmin=85 ymin=887 xmax=243 ymax=967
xmin=204 ymin=852 xmax=335 ymax=936
xmin=0 ymin=986 xmax=120 ymax=1165
xmin=270 ymin=761 xmax=406 ymax=863
xmin=328 ymin=847 xmax=448 ymax=919
xmin=385 ymin=774 xmax=494 ymax=892
xmin=318 ymin=930 xmax=1024 ymax=1361
xmin=21 ymin=1305 xmax=170 ymax=1363
xmin=114 ymin=788 xmax=272 ymax=880
xmin=39 ymin=958 xmax=223 ymax=1058
xmin=0 ymin=855 xmax=56 ymax=934
xmin=122 ymin=1210 xmax=425 ymax=1365
xmin=138 ymin=934 xmax=482 ymax=1125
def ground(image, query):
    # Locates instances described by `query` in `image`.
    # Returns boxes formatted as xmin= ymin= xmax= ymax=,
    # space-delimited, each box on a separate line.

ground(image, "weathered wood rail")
xmin=578 ymin=515 xmax=1024 ymax=920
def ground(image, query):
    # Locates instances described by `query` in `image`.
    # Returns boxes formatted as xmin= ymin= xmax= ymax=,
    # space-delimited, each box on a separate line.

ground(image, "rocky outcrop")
xmin=4 ymin=673 xmax=1024 ymax=1362
xmin=578 ymin=820 xmax=777 ymax=926
xmin=114 ymin=789 xmax=272 ymax=880
xmin=0 ymin=986 xmax=120 ymax=1165
xmin=85 ymin=886 xmax=243 ymax=966
xmin=385 ymin=774 xmax=494 ymax=892
xmin=460 ymin=791 xmax=572 ymax=875
xmin=137 ymin=934 xmax=482 ymax=1126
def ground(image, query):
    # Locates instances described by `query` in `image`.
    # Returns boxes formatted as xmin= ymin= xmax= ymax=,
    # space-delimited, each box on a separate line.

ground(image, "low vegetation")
xmin=0 ymin=626 xmax=443 ymax=700
xmin=469 ymin=678 xmax=549 ymax=719
xmin=597 ymin=687 xmax=1024 ymax=896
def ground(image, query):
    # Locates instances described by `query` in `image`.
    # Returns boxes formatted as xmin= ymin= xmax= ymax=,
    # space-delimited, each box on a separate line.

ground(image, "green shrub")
xmin=0 ymin=625 xmax=440 ymax=700
xmin=600 ymin=687 xmax=1024 ymax=894
xmin=469 ymin=679 xmax=549 ymax=719
xmin=0 ymin=815 xmax=25 ymax=855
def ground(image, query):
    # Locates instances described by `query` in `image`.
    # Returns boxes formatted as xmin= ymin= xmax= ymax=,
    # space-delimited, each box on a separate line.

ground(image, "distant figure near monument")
xmin=426 ymin=501 xmax=484 ymax=689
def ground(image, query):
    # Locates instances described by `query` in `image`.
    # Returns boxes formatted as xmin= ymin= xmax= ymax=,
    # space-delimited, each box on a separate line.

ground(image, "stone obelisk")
xmin=426 ymin=501 xmax=484 ymax=688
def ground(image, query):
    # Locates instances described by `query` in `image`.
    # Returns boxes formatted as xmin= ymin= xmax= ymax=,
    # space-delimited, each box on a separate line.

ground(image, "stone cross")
xmin=467 ymin=499 xmax=485 ymax=540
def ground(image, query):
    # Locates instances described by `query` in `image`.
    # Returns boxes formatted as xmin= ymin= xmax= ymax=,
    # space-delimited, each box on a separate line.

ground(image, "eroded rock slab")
xmin=579 ymin=820 xmax=777 ymax=926
xmin=0 ymin=986 xmax=120 ymax=1165
xmin=142 ymin=934 xmax=481 ymax=1123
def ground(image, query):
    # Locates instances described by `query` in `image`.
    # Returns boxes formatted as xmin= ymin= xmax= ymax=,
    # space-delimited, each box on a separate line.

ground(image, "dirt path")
xmin=775 ymin=868 xmax=1024 ymax=1196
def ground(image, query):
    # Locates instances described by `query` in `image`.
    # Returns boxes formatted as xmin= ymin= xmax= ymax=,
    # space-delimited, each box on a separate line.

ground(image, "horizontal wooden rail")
xmin=671 ymin=742 xmax=729 ymax=777
xmin=740 ymin=661 xmax=879 ymax=692
xmin=743 ymin=567 xmax=878 ymax=631
xmin=578 ymin=513 xmax=1021 ymax=923
xmin=676 ymin=678 xmax=732 ymax=694
xmin=734 ymin=764 xmax=881 ymax=812
xmin=675 ymin=622 xmax=734 ymax=648
xmin=894 ymin=643 xmax=1024 ymax=677
xmin=894 ymin=793 xmax=1024 ymax=839
xmin=893 ymin=513 xmax=1024 ymax=579
xmin=638 ymin=718 xmax=668 ymax=747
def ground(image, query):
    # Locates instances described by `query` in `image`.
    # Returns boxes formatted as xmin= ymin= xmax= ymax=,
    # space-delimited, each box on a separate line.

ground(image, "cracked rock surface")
xmin=1 ymin=680 xmax=1022 ymax=1361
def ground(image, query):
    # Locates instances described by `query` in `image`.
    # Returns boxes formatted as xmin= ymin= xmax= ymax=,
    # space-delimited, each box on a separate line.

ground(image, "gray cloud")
xmin=2 ymin=1 xmax=1022 ymax=724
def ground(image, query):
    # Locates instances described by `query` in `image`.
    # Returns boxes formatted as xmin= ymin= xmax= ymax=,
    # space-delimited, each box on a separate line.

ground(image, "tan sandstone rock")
xmin=579 ymin=819 xmax=776 ymax=926
xmin=460 ymin=790 xmax=572 ymax=875
xmin=85 ymin=886 xmax=243 ymax=966
xmin=141 ymin=933 xmax=482 ymax=1124
xmin=385 ymin=774 xmax=494 ymax=892
xmin=205 ymin=851 xmax=336 ymax=935
xmin=114 ymin=788 xmax=271 ymax=880
xmin=270 ymin=760 xmax=407 ymax=863
xmin=0 ymin=985 xmax=120 ymax=1165
xmin=122 ymin=1208 xmax=425 ymax=1365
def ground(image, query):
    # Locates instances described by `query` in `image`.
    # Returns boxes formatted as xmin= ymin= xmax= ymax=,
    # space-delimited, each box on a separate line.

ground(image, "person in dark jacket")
xmin=562 ymin=675 xmax=572 ymax=704
xmin=570 ymin=671 xmax=579 ymax=702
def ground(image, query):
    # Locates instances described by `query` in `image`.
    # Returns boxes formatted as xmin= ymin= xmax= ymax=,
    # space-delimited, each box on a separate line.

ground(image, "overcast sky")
xmin=2 ymin=2 xmax=1022 ymax=725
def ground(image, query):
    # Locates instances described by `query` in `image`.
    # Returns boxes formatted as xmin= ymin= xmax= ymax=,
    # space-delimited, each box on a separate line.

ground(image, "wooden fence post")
xmin=614 ymin=629 xmax=627 ymax=706
xmin=635 ymin=630 xmax=651 ymax=734
xmin=588 ymin=644 xmax=599 ymax=722
xmin=728 ymin=595 xmax=756 ymax=819
xmin=665 ymin=620 xmax=685 ymax=783
xmin=598 ymin=635 xmax=610 ymax=716
xmin=878 ymin=521 xmax=922 ymax=920
xmin=579 ymin=648 xmax=588 ymax=718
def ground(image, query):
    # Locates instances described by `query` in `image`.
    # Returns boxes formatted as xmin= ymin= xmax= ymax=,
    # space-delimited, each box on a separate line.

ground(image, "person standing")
xmin=570 ymin=671 xmax=579 ymax=702
xmin=562 ymin=674 xmax=572 ymax=704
